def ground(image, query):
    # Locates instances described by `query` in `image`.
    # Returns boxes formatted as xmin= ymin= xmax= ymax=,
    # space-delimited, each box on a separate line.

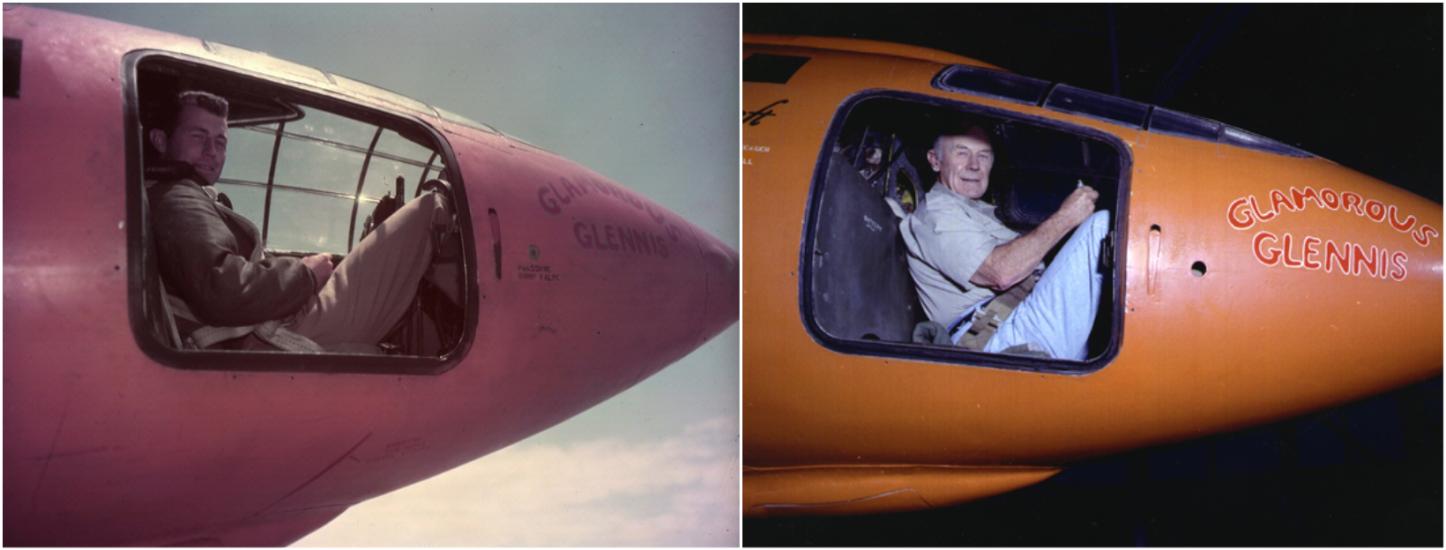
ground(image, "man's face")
xmin=152 ymin=104 xmax=228 ymax=184
xmin=927 ymin=131 xmax=993 ymax=199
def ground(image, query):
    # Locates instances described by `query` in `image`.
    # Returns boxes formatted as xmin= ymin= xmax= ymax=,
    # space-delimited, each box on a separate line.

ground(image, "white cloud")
xmin=294 ymin=416 xmax=738 ymax=547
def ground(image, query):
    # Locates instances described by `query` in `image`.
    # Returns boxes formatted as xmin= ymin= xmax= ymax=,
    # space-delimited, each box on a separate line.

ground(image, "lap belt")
xmin=165 ymin=292 xmax=324 ymax=353
xmin=957 ymin=271 xmax=1041 ymax=351
xmin=156 ymin=186 xmax=326 ymax=353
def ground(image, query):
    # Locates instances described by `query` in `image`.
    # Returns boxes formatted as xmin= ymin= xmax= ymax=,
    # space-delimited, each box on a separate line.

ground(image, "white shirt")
xmin=900 ymin=185 xmax=1020 ymax=325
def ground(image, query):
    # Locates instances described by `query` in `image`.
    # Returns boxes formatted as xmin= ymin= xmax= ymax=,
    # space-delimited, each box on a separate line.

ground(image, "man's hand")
xmin=970 ymin=184 xmax=1099 ymax=291
xmin=301 ymin=253 xmax=334 ymax=291
xmin=1053 ymin=185 xmax=1099 ymax=230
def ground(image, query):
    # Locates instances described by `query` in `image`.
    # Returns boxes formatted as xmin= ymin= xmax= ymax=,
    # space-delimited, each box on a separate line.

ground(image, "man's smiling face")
xmin=927 ymin=128 xmax=993 ymax=199
xmin=153 ymin=103 xmax=228 ymax=184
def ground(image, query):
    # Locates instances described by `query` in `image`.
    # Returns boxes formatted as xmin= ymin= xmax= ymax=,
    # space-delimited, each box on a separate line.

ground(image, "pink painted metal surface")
xmin=3 ymin=7 xmax=737 ymax=546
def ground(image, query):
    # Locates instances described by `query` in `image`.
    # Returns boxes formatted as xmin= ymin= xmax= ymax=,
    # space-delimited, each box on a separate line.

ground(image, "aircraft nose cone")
xmin=695 ymin=230 xmax=740 ymax=345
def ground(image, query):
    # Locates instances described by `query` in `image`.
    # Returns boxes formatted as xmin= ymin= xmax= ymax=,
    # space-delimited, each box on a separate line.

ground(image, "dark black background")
xmin=745 ymin=4 xmax=1441 ymax=201
xmin=744 ymin=4 xmax=1443 ymax=546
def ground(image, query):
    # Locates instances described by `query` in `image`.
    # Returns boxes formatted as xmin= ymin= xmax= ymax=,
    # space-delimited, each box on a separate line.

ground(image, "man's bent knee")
xmin=1087 ymin=210 xmax=1110 ymax=234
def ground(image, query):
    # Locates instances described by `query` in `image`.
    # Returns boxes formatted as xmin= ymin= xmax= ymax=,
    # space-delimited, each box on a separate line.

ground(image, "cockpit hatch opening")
xmin=125 ymin=52 xmax=481 ymax=375
xmin=800 ymin=91 xmax=1129 ymax=374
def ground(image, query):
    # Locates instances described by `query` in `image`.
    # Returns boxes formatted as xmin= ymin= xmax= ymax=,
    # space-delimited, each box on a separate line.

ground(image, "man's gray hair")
xmin=933 ymin=124 xmax=992 ymax=150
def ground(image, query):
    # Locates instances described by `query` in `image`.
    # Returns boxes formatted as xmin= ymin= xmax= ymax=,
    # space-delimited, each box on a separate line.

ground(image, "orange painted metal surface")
xmin=744 ymin=465 xmax=1060 ymax=517
xmin=742 ymin=35 xmax=1441 ymax=513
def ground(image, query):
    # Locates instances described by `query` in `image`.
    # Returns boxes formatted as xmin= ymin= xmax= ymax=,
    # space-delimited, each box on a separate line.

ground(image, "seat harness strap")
xmin=957 ymin=270 xmax=1041 ymax=351
xmin=166 ymin=294 xmax=322 ymax=352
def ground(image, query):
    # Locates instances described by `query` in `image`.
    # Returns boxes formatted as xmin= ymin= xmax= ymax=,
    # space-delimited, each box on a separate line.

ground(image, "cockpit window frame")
xmin=797 ymin=89 xmax=1129 ymax=376
xmin=123 ymin=49 xmax=480 ymax=375
xmin=1043 ymin=84 xmax=1152 ymax=129
xmin=931 ymin=64 xmax=1051 ymax=106
xmin=933 ymin=65 xmax=1313 ymax=158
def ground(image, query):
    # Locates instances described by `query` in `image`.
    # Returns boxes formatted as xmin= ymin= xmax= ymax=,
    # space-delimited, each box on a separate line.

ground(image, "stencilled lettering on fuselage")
xmin=573 ymin=221 xmax=671 ymax=258
xmin=534 ymin=174 xmax=683 ymax=258
xmin=516 ymin=263 xmax=561 ymax=283
xmin=1225 ymin=186 xmax=1437 ymax=282
xmin=742 ymin=143 xmax=770 ymax=167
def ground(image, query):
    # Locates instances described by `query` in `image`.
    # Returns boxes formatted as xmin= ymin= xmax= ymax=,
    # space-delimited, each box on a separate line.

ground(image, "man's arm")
xmin=152 ymin=181 xmax=318 ymax=326
xmin=971 ymin=185 xmax=1099 ymax=290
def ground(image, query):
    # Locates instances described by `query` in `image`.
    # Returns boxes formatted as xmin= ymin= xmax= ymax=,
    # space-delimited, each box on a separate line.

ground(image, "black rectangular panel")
xmin=743 ymin=53 xmax=809 ymax=84
xmin=4 ymin=38 xmax=20 ymax=98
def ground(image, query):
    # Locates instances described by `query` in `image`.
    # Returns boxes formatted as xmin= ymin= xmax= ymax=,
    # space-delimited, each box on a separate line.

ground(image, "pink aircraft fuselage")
xmin=3 ymin=7 xmax=737 ymax=545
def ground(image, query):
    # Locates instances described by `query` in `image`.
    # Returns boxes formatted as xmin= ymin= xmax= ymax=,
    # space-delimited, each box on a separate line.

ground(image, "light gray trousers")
xmin=289 ymin=192 xmax=451 ymax=352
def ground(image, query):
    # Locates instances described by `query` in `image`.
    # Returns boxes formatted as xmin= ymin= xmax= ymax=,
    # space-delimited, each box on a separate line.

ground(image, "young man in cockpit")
xmin=900 ymin=125 xmax=1109 ymax=360
xmin=147 ymin=90 xmax=456 ymax=352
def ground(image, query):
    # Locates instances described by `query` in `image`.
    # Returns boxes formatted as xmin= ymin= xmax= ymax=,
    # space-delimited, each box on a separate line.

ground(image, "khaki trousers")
xmin=289 ymin=192 xmax=450 ymax=352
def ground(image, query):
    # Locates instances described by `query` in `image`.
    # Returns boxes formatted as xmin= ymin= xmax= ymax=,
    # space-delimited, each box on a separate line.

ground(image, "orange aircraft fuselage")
xmin=741 ymin=34 xmax=1441 ymax=516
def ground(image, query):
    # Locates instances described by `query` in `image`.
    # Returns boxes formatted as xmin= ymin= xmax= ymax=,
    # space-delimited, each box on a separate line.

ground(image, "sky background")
xmin=42 ymin=4 xmax=739 ymax=546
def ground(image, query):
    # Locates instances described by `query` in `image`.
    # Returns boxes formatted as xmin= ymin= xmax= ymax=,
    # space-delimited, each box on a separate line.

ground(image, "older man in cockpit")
xmin=900 ymin=125 xmax=1110 ymax=360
